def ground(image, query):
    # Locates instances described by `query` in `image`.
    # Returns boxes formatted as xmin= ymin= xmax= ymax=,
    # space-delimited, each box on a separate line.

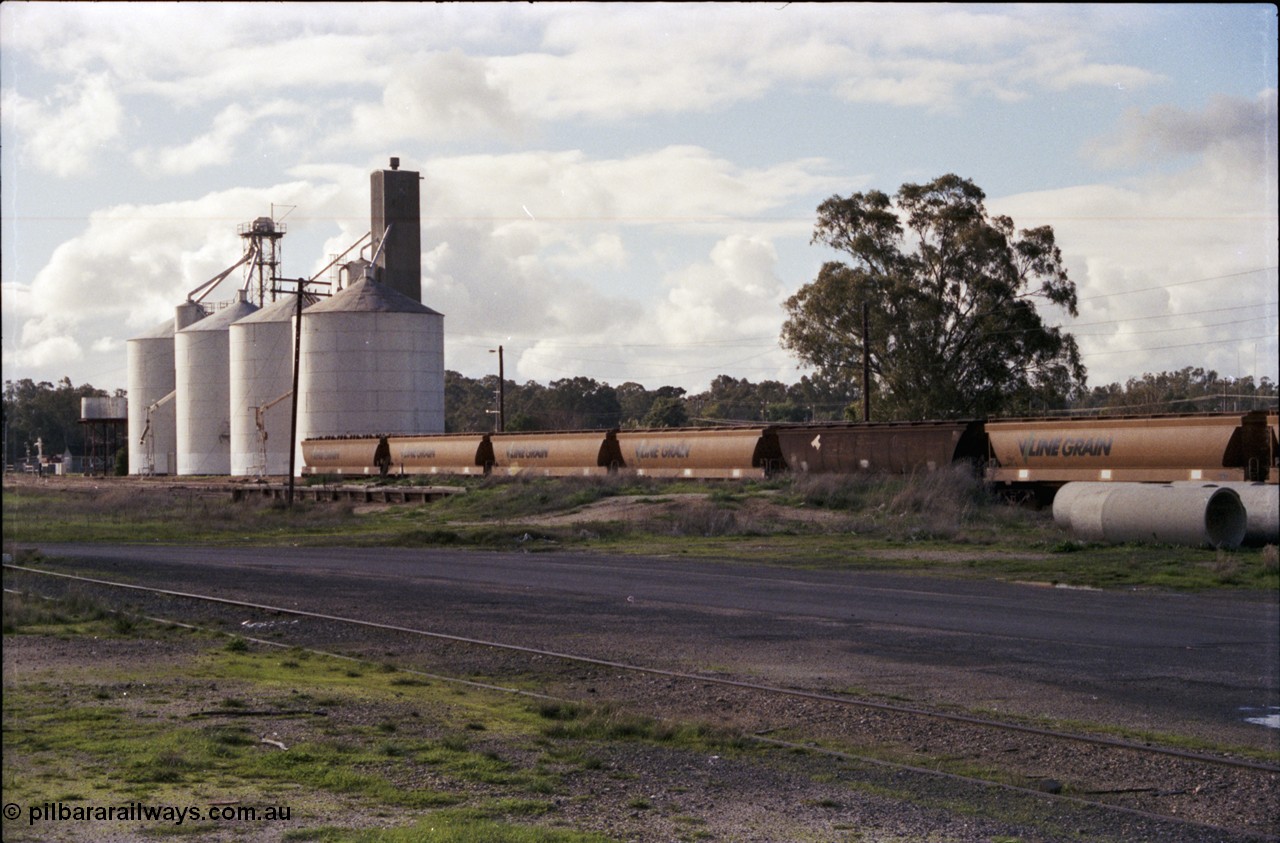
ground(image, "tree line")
xmin=444 ymin=372 xmax=857 ymax=433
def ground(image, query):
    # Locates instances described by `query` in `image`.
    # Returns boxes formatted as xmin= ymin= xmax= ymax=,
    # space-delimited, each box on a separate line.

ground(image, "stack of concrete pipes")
xmin=1053 ymin=482 xmax=1279 ymax=549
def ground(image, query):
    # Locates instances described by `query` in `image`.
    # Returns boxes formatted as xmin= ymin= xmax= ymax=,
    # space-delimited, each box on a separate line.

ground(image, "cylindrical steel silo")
xmin=229 ymin=295 xmax=310 ymax=476
xmin=175 ymin=293 xmax=259 ymax=475
xmin=299 ymin=276 xmax=444 ymax=445
xmin=127 ymin=318 xmax=179 ymax=475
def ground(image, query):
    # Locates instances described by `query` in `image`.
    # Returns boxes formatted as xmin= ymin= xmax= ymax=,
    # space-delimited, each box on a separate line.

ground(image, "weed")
xmin=663 ymin=501 xmax=740 ymax=537
xmin=2 ymin=590 xmax=110 ymax=633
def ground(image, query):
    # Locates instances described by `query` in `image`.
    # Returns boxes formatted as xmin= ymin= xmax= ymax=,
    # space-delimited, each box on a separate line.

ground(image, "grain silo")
xmin=127 ymin=303 xmax=207 ymax=475
xmin=175 ymin=292 xmax=259 ymax=475
xmin=298 ymin=271 xmax=445 ymax=441
xmin=229 ymin=294 xmax=312 ymax=477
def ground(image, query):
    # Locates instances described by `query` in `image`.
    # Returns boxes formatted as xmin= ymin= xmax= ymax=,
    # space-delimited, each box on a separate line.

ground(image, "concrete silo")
xmin=299 ymin=273 xmax=445 ymax=442
xmin=175 ymin=292 xmax=259 ymax=475
xmin=127 ymin=303 xmax=207 ymax=475
xmin=230 ymin=295 xmax=312 ymax=477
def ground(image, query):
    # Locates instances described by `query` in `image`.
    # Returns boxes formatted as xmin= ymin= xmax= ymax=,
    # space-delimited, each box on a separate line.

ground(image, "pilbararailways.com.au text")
xmin=8 ymin=801 xmax=291 ymax=826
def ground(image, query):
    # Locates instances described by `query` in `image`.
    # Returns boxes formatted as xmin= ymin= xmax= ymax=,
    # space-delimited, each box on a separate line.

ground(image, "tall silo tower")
xmin=175 ymin=292 xmax=259 ymax=475
xmin=127 ymin=303 xmax=208 ymax=475
xmin=229 ymin=295 xmax=313 ymax=477
xmin=298 ymin=270 xmax=445 ymax=443
xmin=370 ymin=157 xmax=422 ymax=303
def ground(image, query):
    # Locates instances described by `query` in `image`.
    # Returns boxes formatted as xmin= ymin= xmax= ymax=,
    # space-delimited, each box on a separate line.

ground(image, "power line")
xmin=1078 ymin=331 xmax=1277 ymax=357
xmin=1069 ymin=312 xmax=1278 ymax=339
xmin=1066 ymin=300 xmax=1278 ymax=329
xmin=1078 ymin=266 xmax=1277 ymax=302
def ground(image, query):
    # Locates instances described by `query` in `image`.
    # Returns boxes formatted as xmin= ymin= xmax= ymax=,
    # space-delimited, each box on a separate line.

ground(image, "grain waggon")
xmin=774 ymin=420 xmax=986 ymax=475
xmin=983 ymin=411 xmax=1273 ymax=489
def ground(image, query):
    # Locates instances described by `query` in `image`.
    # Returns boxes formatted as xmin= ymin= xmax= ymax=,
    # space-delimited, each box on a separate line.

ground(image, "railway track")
xmin=6 ymin=562 xmax=1278 ymax=841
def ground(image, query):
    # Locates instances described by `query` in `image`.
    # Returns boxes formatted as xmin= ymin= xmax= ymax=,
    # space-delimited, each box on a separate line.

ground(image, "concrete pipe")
xmin=1052 ymin=482 xmax=1247 ymax=549
xmin=1173 ymin=482 xmax=1279 ymax=547
xmin=1049 ymin=482 xmax=1099 ymax=532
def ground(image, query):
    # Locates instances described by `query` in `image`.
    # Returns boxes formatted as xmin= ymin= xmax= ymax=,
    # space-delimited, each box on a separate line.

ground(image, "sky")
xmin=2 ymin=2 xmax=1276 ymax=400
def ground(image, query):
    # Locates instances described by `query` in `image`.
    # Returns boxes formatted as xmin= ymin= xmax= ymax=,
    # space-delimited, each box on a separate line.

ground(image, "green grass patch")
xmin=1 ymin=605 xmax=620 ymax=840
xmin=1 ymin=593 xmax=766 ymax=840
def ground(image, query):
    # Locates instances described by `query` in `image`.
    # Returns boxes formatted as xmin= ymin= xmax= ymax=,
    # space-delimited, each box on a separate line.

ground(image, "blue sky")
xmin=2 ymin=3 xmax=1276 ymax=398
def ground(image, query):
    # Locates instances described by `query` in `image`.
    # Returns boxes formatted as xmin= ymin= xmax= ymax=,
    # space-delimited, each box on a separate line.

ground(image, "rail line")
xmin=4 ymin=562 xmax=1274 ymax=775
xmin=5 ymin=563 xmax=1278 ymax=840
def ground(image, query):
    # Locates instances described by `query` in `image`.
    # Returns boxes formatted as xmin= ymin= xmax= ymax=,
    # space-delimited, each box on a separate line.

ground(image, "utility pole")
xmin=490 ymin=345 xmax=505 ymax=432
xmin=862 ymin=300 xmax=871 ymax=422
xmin=278 ymin=276 xmax=316 ymax=507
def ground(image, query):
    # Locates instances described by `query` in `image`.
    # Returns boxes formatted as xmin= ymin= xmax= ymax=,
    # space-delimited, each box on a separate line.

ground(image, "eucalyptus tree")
xmin=781 ymin=174 xmax=1086 ymax=420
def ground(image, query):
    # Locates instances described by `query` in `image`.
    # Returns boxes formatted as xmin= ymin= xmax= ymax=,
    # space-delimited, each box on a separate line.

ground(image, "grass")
xmin=281 ymin=814 xmax=611 ymax=842
xmin=4 ymin=472 xmax=1277 ymax=591
xmin=0 ymin=592 xmax=660 ymax=840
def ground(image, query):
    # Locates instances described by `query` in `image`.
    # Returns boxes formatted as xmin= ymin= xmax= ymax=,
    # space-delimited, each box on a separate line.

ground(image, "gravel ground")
xmin=4 ymin=571 xmax=1278 ymax=843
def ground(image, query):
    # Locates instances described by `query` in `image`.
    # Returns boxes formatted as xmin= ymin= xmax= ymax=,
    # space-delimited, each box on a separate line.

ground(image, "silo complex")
xmin=175 ymin=293 xmax=259 ymax=475
xmin=299 ymin=276 xmax=445 ymax=440
xmin=127 ymin=319 xmax=180 ymax=475
xmin=127 ymin=158 xmax=444 ymax=476
xmin=230 ymin=295 xmax=308 ymax=476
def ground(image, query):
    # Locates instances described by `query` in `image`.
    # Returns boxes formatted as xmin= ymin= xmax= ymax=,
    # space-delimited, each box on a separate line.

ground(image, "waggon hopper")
xmin=984 ymin=411 xmax=1273 ymax=489
xmin=616 ymin=427 xmax=782 ymax=478
xmin=774 ymin=420 xmax=986 ymax=475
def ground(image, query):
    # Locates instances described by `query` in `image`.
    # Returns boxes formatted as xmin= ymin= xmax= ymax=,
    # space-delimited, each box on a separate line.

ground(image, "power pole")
xmin=862 ymin=301 xmax=871 ymax=422
xmin=276 ymin=276 xmax=316 ymax=507
xmin=490 ymin=345 xmax=506 ymax=432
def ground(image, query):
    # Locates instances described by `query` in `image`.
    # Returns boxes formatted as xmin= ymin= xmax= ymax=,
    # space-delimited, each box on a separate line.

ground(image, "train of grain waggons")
xmin=302 ymin=411 xmax=1277 ymax=491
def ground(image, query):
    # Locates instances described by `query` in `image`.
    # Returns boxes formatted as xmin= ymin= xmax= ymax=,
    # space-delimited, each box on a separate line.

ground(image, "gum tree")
xmin=781 ymin=174 xmax=1086 ymax=420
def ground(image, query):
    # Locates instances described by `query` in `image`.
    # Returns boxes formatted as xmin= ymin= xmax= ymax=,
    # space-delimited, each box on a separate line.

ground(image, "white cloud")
xmin=130 ymin=100 xmax=312 ymax=176
xmin=658 ymin=235 xmax=786 ymax=340
xmin=448 ymin=233 xmax=796 ymax=391
xmin=1085 ymin=89 xmax=1278 ymax=169
xmin=1 ymin=73 xmax=123 ymax=177
xmin=422 ymin=147 xmax=833 ymax=231
xmin=3 ymin=332 xmax=85 ymax=374
xmin=1 ymin=3 xmax=1168 ymax=181
xmin=349 ymin=50 xmax=524 ymax=144
xmin=413 ymin=143 xmax=825 ymax=391
xmin=994 ymin=92 xmax=1278 ymax=385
